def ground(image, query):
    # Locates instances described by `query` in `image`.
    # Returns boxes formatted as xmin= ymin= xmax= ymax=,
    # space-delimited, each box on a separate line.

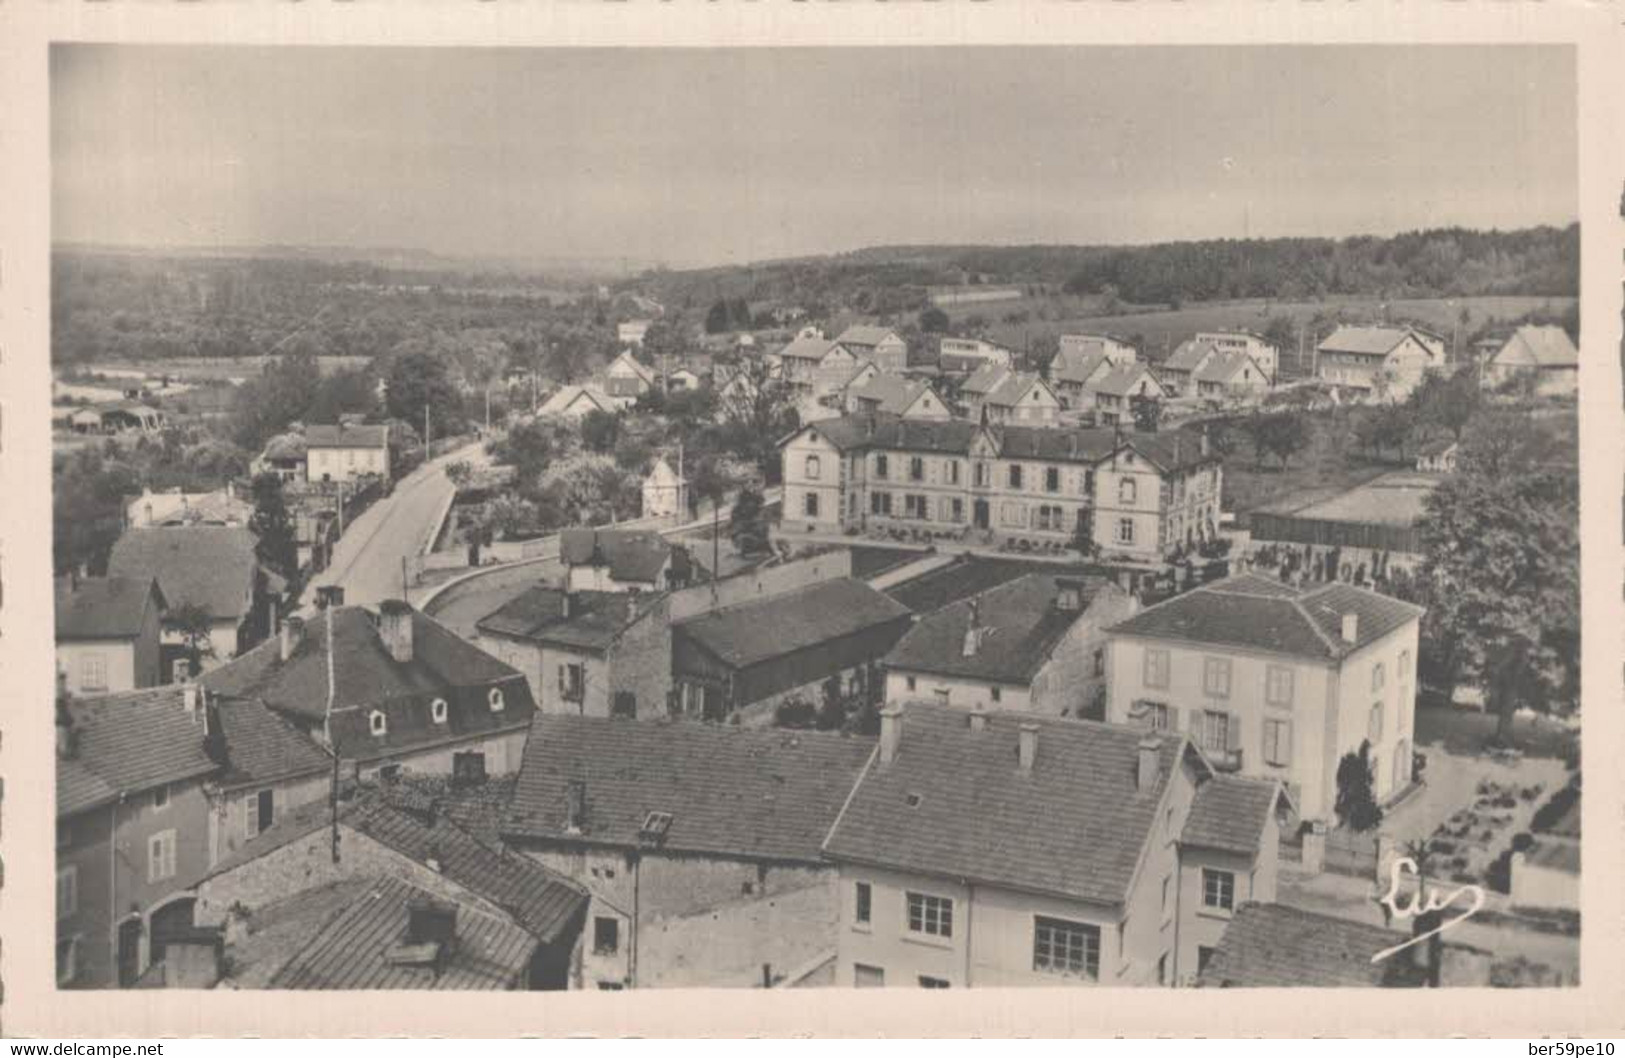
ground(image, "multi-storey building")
xmin=1191 ymin=331 xmax=1279 ymax=383
xmin=1315 ymin=326 xmax=1441 ymax=402
xmin=938 ymin=336 xmax=1015 ymax=374
xmin=958 ymin=364 xmax=1062 ymax=425
xmin=780 ymin=414 xmax=1224 ymax=565
xmin=1104 ymin=573 xmax=1425 ymax=823
xmin=834 ymin=325 xmax=909 ymax=374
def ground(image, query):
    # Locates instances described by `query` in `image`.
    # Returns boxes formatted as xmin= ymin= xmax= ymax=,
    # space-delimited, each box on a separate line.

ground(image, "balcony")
xmin=1207 ymin=746 xmax=1245 ymax=773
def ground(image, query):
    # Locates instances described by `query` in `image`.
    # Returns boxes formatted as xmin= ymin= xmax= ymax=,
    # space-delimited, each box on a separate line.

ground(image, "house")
xmin=125 ymin=484 xmax=252 ymax=529
xmin=771 ymin=334 xmax=865 ymax=400
xmin=1315 ymin=326 xmax=1440 ymax=402
xmin=1414 ymin=438 xmax=1459 ymax=473
xmin=1406 ymin=326 xmax=1449 ymax=365
xmin=1050 ymin=338 xmax=1134 ymax=409
xmin=937 ymin=337 xmax=1015 ymax=375
xmin=537 ymin=383 xmax=626 ymax=419
xmin=1481 ymin=325 xmax=1579 ymax=398
xmin=604 ymin=350 xmax=656 ymax=401
xmin=641 ymin=455 xmax=689 ymax=520
xmin=201 ymin=601 xmax=536 ymax=783
xmin=835 ymin=325 xmax=908 ymax=374
xmin=844 ymin=375 xmax=952 ymax=421
xmin=559 ymin=527 xmax=681 ymax=593
xmin=1190 ymin=332 xmax=1278 ymax=383
xmin=883 ymin=573 xmax=1137 ymax=720
xmin=617 ymin=319 xmax=653 ymax=347
xmin=194 ymin=794 xmax=587 ymax=989
xmin=56 ymin=686 xmax=222 ymax=988
xmin=663 ymin=367 xmax=702 ymax=392
xmin=70 ymin=401 xmax=167 ymax=435
xmin=1087 ymin=364 xmax=1169 ymax=425
xmin=108 ymin=525 xmax=268 ymax=674
xmin=55 ymin=575 xmax=168 ymax=695
xmin=1247 ymin=471 xmax=1444 ymax=569
xmin=959 ymin=365 xmax=1062 ymax=425
xmin=821 ymin=702 xmax=1284 ymax=987
xmin=1156 ymin=339 xmax=1222 ymax=398
xmin=1191 ymin=350 xmax=1270 ymax=404
xmin=503 ymin=714 xmax=875 ymax=989
xmin=779 ymin=414 xmax=1224 ymax=564
xmin=304 ymin=423 xmax=391 ymax=484
xmin=1105 ymin=572 xmax=1426 ymax=823
xmin=672 ymin=577 xmax=914 ymax=723
xmin=252 ymin=432 xmax=306 ymax=481
xmin=1058 ymin=333 xmax=1137 ymax=367
xmin=476 ymin=586 xmax=672 ymax=720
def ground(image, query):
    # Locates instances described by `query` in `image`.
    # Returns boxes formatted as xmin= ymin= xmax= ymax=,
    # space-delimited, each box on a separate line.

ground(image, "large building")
xmin=107 ymin=525 xmax=270 ymax=674
xmin=834 ymin=325 xmax=909 ymax=374
xmin=780 ymin=414 xmax=1224 ymax=565
xmin=1190 ymin=331 xmax=1278 ymax=383
xmin=304 ymin=423 xmax=391 ymax=484
xmin=1315 ymin=326 xmax=1441 ymax=402
xmin=959 ymin=365 xmax=1062 ymax=425
xmin=821 ymin=702 xmax=1284 ymax=987
xmin=937 ymin=336 xmax=1015 ymax=375
xmin=1104 ymin=573 xmax=1425 ymax=823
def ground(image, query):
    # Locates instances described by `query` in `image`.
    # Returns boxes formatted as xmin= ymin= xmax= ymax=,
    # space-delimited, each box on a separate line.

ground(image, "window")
xmin=1203 ymin=657 xmax=1232 ymax=699
xmin=1371 ymin=662 xmax=1386 ymax=693
xmin=1142 ymin=649 xmax=1170 ymax=690
xmin=909 ymin=457 xmax=924 ymax=482
xmin=974 ymin=462 xmax=988 ymax=487
xmin=904 ymin=494 xmax=928 ymax=520
xmin=1160 ymin=875 xmax=1171 ymax=915
xmin=1033 ymin=916 xmax=1100 ymax=979
xmin=1137 ymin=700 xmax=1170 ymax=731
xmin=1202 ymin=868 xmax=1235 ymax=911
xmin=875 ymin=454 xmax=889 ymax=480
xmin=252 ymin=788 xmax=275 ymax=835
xmin=593 ymin=916 xmax=620 ymax=954
xmin=151 ymin=784 xmax=170 ymax=811
xmin=854 ymin=882 xmax=872 ymax=926
xmin=559 ymin=664 xmax=585 ymax=703
xmin=1045 ymin=467 xmax=1060 ymax=493
xmin=1083 ymin=470 xmax=1096 ymax=497
xmin=804 ymin=454 xmax=821 ymax=480
xmin=918 ymin=976 xmax=950 ymax=989
xmin=802 ymin=492 xmax=820 ymax=518
xmin=1008 ymin=464 xmax=1023 ymax=489
xmin=56 ymin=866 xmax=78 ymax=918
xmin=871 ymin=491 xmax=893 ymax=516
xmin=1117 ymin=518 xmax=1135 ymax=544
xmin=1119 ymin=477 xmax=1138 ymax=504
xmin=946 ymin=497 xmax=964 ymax=523
xmin=369 ymin=710 xmax=388 ymax=736
xmin=1092 ymin=649 xmax=1106 ymax=679
xmin=1000 ymin=502 xmax=1027 ymax=528
xmin=906 ymin=892 xmax=954 ymax=938
xmin=1201 ymin=710 xmax=1230 ymax=754
xmin=79 ymin=653 xmax=107 ymax=692
xmin=1369 ymin=702 xmax=1384 ymax=742
xmin=948 ymin=460 xmax=961 ymax=485
xmin=1263 ymin=718 xmax=1292 ymax=767
xmin=854 ymin=964 xmax=885 ymax=988
xmin=431 ymin=698 xmax=449 ymax=724
xmin=1265 ymin=665 xmax=1294 ymax=707
xmin=489 ymin=687 xmax=506 ymax=712
xmin=148 ymin=830 xmax=177 ymax=883
xmin=598 ymin=981 xmax=625 ymax=991
xmin=1035 ymin=504 xmax=1065 ymax=532
xmin=905 ymin=676 xmax=917 ymax=692
xmin=56 ymin=937 xmax=79 ymax=987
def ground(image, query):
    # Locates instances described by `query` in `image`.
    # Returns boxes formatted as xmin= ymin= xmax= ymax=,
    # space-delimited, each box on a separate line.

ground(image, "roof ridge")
xmin=1289 ymin=596 xmax=1341 ymax=657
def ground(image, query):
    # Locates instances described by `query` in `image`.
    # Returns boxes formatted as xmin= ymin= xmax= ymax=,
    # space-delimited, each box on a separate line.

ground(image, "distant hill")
xmin=54 ymin=242 xmax=661 ymax=281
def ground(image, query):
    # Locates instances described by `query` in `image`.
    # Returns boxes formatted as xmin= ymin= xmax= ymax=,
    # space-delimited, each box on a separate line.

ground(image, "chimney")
xmin=879 ymin=705 xmax=903 ymax=764
xmin=565 ymin=779 xmax=587 ymax=834
xmin=1017 ymin=722 xmax=1039 ymax=773
xmin=1055 ymin=578 xmax=1083 ymax=614
xmin=1137 ymin=735 xmax=1161 ymax=793
xmin=55 ymin=698 xmax=76 ymax=760
xmin=183 ymin=682 xmax=202 ymax=718
xmin=379 ymin=599 xmax=415 ymax=664
xmin=1341 ymin=612 xmax=1359 ymax=644
xmin=560 ymin=591 xmax=573 ymax=620
xmin=280 ymin=615 xmax=305 ymax=663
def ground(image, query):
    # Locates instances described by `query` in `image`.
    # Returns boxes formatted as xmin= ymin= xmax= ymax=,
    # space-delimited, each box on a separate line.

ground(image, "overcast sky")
xmin=52 ymin=45 xmax=1577 ymax=269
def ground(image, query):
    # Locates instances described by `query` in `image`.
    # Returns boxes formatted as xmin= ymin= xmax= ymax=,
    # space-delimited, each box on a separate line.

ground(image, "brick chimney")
xmin=379 ymin=599 xmax=415 ymax=664
xmin=1137 ymin=735 xmax=1161 ymax=793
xmin=879 ymin=705 xmax=903 ymax=764
xmin=1017 ymin=723 xmax=1039 ymax=773
xmin=565 ymin=779 xmax=587 ymax=834
xmin=1341 ymin=612 xmax=1359 ymax=644
xmin=1200 ymin=427 xmax=1210 ymax=458
xmin=55 ymin=698 xmax=76 ymax=760
xmin=280 ymin=615 xmax=305 ymax=663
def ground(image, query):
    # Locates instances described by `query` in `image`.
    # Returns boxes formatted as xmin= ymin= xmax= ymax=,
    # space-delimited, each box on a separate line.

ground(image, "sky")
xmin=51 ymin=45 xmax=1577 ymax=270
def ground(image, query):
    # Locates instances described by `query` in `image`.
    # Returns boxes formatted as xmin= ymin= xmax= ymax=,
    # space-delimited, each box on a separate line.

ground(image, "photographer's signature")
xmin=1370 ymin=856 xmax=1485 ymax=964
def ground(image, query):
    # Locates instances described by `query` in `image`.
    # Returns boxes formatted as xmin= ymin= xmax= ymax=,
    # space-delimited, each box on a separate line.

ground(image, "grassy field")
xmin=1218 ymin=408 xmax=1396 ymax=519
xmin=77 ymin=355 xmax=372 ymax=382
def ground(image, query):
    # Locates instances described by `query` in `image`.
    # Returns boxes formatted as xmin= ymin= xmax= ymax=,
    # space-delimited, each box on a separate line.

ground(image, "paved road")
xmin=302 ymin=440 xmax=489 ymax=611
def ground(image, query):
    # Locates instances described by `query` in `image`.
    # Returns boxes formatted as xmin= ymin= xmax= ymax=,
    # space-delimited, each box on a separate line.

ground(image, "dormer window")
xmin=489 ymin=687 xmax=506 ymax=712
xmin=369 ymin=710 xmax=388 ymax=737
xmin=431 ymin=698 xmax=448 ymax=724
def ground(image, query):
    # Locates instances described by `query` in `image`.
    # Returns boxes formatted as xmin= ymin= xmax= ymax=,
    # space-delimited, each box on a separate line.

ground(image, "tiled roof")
xmin=476 ymin=586 xmax=648 ymax=653
xmin=609 ymin=351 xmax=655 ymax=384
xmin=267 ymin=876 xmax=537 ymax=990
xmin=1108 ymin=574 xmax=1424 ymax=662
xmin=54 ymin=575 xmax=163 ymax=640
xmin=674 ymin=578 xmax=912 ymax=671
xmin=213 ymin=696 xmax=332 ymax=790
xmin=1198 ymin=903 xmax=1410 ymax=987
xmin=1051 ymin=348 xmax=1113 ymax=385
xmin=984 ymin=372 xmax=1050 ymax=408
xmin=959 ymin=362 xmax=1010 ymax=396
xmin=108 ymin=526 xmax=258 ymax=621
xmin=559 ymin=528 xmax=670 ymax=583
xmin=1092 ymin=363 xmax=1160 ymax=398
xmin=537 ymin=385 xmax=614 ymax=417
xmin=1192 ymin=350 xmax=1261 ymax=385
xmin=836 ymin=325 xmax=900 ymax=349
xmin=848 ymin=375 xmax=931 ymax=415
xmin=1122 ymin=431 xmax=1224 ymax=473
xmin=1317 ymin=326 xmax=1411 ymax=357
xmin=1502 ymin=325 xmax=1579 ymax=369
xmin=799 ymin=415 xmax=981 ymax=455
xmin=202 ymin=605 xmax=534 ymax=761
xmin=886 ymin=556 xmax=1103 ymax=613
xmin=884 ymin=573 xmax=1117 ymax=683
xmin=1162 ymin=339 xmax=1218 ymax=374
xmin=303 ymin=424 xmax=390 ymax=449
xmin=993 ymin=425 xmax=1119 ymax=463
xmin=822 ymin=703 xmax=1190 ymax=906
xmin=1181 ymin=775 xmax=1280 ymax=854
xmin=776 ymin=335 xmax=839 ymax=362
xmin=57 ymin=687 xmax=220 ymax=817
xmin=505 ymin=714 xmax=875 ymax=862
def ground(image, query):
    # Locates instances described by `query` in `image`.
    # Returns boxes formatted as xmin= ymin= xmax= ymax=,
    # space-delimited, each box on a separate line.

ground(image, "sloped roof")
xmin=536 ymin=384 xmax=614 ymax=417
xmin=848 ymin=375 xmax=933 ymax=415
xmin=1181 ymin=774 xmax=1279 ymax=854
xmin=108 ymin=526 xmax=258 ymax=621
xmin=776 ymin=335 xmax=840 ymax=362
xmin=884 ymin=573 xmax=1117 ymax=683
xmin=1051 ymin=348 xmax=1113 ymax=386
xmin=608 ymin=350 xmax=655 ymax=384
xmin=559 ymin=527 xmax=670 ymax=583
xmin=799 ymin=415 xmax=981 ymax=456
xmin=1499 ymin=325 xmax=1579 ymax=369
xmin=674 ymin=578 xmax=912 ymax=671
xmin=1198 ymin=903 xmax=1410 ymax=987
xmin=504 ymin=713 xmax=875 ymax=862
xmin=885 ymin=556 xmax=1103 ymax=613
xmin=267 ymin=876 xmax=537 ymax=990
xmin=836 ymin=325 xmax=901 ymax=348
xmin=304 ymin=424 xmax=389 ymax=449
xmin=213 ymin=695 xmax=333 ymax=790
xmin=1193 ymin=350 xmax=1263 ymax=385
xmin=54 ymin=575 xmax=164 ymax=640
xmin=1317 ymin=326 xmax=1411 ymax=357
xmin=984 ymin=372 xmax=1053 ymax=408
xmin=476 ymin=586 xmax=648 ymax=653
xmin=960 ymin=362 xmax=1011 ymax=396
xmin=1163 ymin=338 xmax=1219 ymax=374
xmin=1092 ymin=363 xmax=1162 ymax=398
xmin=822 ymin=703 xmax=1192 ymax=907
xmin=57 ymin=687 xmax=220 ymax=817
xmin=1108 ymin=573 xmax=1424 ymax=662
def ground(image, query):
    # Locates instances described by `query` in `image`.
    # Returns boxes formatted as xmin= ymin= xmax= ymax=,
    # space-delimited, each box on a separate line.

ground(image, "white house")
xmin=1481 ymin=325 xmax=1578 ymax=398
xmin=641 ymin=455 xmax=689 ymax=520
xmin=304 ymin=424 xmax=390 ymax=484
xmin=1316 ymin=327 xmax=1441 ymax=403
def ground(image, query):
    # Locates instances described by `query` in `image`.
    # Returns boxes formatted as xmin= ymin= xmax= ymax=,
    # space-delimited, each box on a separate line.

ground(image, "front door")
xmin=117 ymin=918 xmax=144 ymax=988
xmin=973 ymin=500 xmax=990 ymax=530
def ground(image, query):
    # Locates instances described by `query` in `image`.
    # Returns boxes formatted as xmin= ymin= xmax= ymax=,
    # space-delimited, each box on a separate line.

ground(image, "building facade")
xmin=55 ymin=576 xmax=167 ymax=696
xmin=304 ymin=424 xmax=390 ymax=484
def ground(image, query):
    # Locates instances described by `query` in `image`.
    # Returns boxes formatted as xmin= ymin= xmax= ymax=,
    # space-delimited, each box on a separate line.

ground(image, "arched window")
xmin=489 ymin=687 xmax=506 ymax=712
xmin=369 ymin=710 xmax=387 ymax=737
xmin=804 ymin=455 xmax=821 ymax=480
xmin=431 ymin=698 xmax=448 ymax=724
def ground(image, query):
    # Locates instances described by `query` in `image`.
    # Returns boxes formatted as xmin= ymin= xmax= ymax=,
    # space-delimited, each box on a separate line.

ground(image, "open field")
xmin=75 ymin=355 xmax=372 ymax=383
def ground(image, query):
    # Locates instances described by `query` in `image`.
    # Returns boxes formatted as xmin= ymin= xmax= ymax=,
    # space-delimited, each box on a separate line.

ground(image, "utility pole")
xmin=424 ymin=404 xmax=431 ymax=461
xmin=401 ymin=555 xmax=410 ymax=606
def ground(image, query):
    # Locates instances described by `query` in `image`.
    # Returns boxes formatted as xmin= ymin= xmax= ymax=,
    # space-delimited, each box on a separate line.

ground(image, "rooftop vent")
xmin=639 ymin=810 xmax=674 ymax=845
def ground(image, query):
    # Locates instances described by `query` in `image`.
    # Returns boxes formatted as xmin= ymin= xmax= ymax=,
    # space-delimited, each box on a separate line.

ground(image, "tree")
xmin=580 ymin=409 xmax=620 ymax=453
xmin=714 ymin=356 xmax=799 ymax=480
xmin=248 ymin=472 xmax=298 ymax=580
xmin=729 ymin=484 xmax=770 ymax=556
xmin=918 ymin=307 xmax=950 ymax=333
xmin=1408 ymin=370 xmax=1481 ymax=441
xmin=168 ymin=602 xmax=217 ymax=681
xmin=704 ymin=300 xmax=732 ymax=334
xmin=444 ymin=460 xmax=474 ymax=490
xmin=1334 ymin=740 xmax=1383 ymax=832
xmin=384 ymin=349 xmax=463 ymax=439
xmin=1130 ymin=395 xmax=1162 ymax=433
xmin=1244 ymin=410 xmax=1309 ymax=469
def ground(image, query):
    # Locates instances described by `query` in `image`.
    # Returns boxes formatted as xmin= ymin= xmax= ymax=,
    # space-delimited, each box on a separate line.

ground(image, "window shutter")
xmin=1281 ymin=720 xmax=1293 ymax=764
xmin=1227 ymin=713 xmax=1243 ymax=753
xmin=243 ymin=795 xmax=257 ymax=840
